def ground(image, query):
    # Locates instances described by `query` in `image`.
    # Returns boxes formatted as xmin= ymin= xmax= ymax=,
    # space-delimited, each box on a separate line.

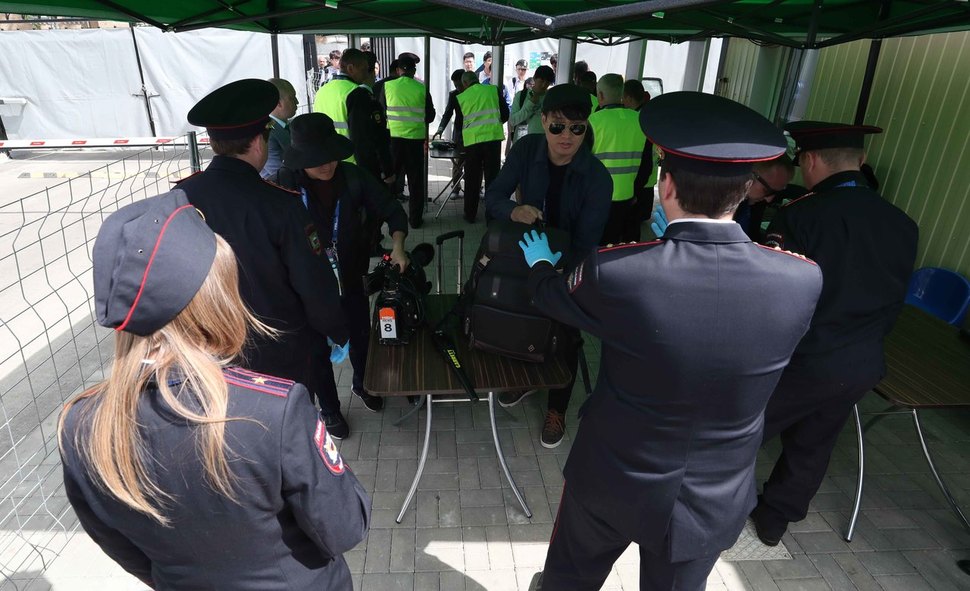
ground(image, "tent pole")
xmin=624 ymin=39 xmax=646 ymax=83
xmin=853 ymin=40 xmax=881 ymax=125
xmin=492 ymin=43 xmax=504 ymax=92
xmin=556 ymin=38 xmax=576 ymax=85
xmin=271 ymin=33 xmax=280 ymax=78
xmin=682 ymin=39 xmax=709 ymax=92
xmin=129 ymin=27 xmax=157 ymax=137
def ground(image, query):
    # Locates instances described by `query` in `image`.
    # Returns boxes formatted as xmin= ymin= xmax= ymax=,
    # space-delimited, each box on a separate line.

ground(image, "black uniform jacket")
xmin=176 ymin=156 xmax=348 ymax=381
xmin=528 ymin=221 xmax=822 ymax=561
xmin=60 ymin=368 xmax=371 ymax=590
xmin=766 ymin=171 xmax=918 ymax=358
xmin=275 ymin=162 xmax=408 ymax=291
xmin=342 ymin=78 xmax=394 ymax=180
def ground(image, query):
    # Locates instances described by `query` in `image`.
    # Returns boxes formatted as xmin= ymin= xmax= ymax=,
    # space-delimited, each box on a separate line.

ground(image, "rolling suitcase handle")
xmin=435 ymin=230 xmax=465 ymax=295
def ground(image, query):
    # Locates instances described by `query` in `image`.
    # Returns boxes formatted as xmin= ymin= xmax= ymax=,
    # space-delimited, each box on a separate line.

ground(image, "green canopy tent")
xmin=2 ymin=0 xmax=970 ymax=48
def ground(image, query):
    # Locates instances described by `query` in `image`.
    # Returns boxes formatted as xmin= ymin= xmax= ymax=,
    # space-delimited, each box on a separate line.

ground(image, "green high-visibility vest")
xmin=384 ymin=77 xmax=427 ymax=140
xmin=313 ymin=78 xmax=357 ymax=164
xmin=589 ymin=107 xmax=650 ymax=201
xmin=456 ymin=84 xmax=504 ymax=146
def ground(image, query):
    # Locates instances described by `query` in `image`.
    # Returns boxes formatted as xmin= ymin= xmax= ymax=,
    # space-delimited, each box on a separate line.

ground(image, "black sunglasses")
xmin=548 ymin=122 xmax=587 ymax=136
xmin=752 ymin=172 xmax=780 ymax=196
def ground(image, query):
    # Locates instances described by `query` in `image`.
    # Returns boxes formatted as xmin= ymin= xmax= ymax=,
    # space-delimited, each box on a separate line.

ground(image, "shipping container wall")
xmin=806 ymin=32 xmax=970 ymax=282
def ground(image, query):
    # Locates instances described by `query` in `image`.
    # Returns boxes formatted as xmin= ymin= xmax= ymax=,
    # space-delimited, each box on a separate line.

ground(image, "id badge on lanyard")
xmin=304 ymin=187 xmax=344 ymax=297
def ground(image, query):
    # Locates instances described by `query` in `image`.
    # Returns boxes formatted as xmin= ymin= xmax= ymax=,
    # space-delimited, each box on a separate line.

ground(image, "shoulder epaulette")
xmin=754 ymin=243 xmax=819 ymax=266
xmin=261 ymin=178 xmax=301 ymax=195
xmin=598 ymin=239 xmax=662 ymax=254
xmin=782 ymin=191 xmax=815 ymax=208
xmin=224 ymin=367 xmax=294 ymax=398
xmin=173 ymin=170 xmax=203 ymax=185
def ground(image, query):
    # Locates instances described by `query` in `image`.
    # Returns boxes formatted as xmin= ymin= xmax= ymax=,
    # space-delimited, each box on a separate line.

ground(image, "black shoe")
xmin=410 ymin=217 xmax=424 ymax=229
xmin=463 ymin=215 xmax=476 ymax=224
xmin=321 ymin=410 xmax=349 ymax=440
xmin=353 ymin=387 xmax=384 ymax=412
xmin=750 ymin=500 xmax=786 ymax=546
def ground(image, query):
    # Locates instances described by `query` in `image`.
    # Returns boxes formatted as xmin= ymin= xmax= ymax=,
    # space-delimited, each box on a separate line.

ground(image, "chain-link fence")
xmin=0 ymin=138 xmax=211 ymax=587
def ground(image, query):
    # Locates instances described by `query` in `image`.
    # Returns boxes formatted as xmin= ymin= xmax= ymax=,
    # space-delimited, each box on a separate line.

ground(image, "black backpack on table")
xmin=459 ymin=220 xmax=570 ymax=363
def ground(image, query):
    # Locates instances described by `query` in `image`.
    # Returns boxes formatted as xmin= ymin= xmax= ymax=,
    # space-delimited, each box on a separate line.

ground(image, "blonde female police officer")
xmin=519 ymin=93 xmax=823 ymax=590
xmin=59 ymin=190 xmax=370 ymax=590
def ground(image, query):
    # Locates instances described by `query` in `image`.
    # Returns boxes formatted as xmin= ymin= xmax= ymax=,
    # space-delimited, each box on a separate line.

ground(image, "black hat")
xmin=398 ymin=55 xmax=417 ymax=71
xmin=534 ymin=65 xmax=555 ymax=82
xmin=187 ymin=79 xmax=278 ymax=141
xmin=398 ymin=51 xmax=420 ymax=64
xmin=541 ymin=84 xmax=592 ymax=119
xmin=284 ymin=113 xmax=355 ymax=169
xmin=785 ymin=121 xmax=882 ymax=152
xmin=515 ymin=59 xmax=528 ymax=68
xmin=640 ymin=91 xmax=787 ymax=176
xmin=93 ymin=190 xmax=215 ymax=336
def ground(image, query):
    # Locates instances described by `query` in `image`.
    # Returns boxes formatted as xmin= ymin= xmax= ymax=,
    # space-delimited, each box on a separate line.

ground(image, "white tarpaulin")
xmin=0 ymin=29 xmax=149 ymax=138
xmin=0 ymin=28 xmax=306 ymax=139
xmin=0 ymin=27 xmax=709 ymax=141
xmin=134 ymin=27 xmax=308 ymax=137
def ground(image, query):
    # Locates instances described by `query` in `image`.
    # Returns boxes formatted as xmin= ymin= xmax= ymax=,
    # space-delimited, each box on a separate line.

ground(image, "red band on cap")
xmin=115 ymin=204 xmax=195 ymax=333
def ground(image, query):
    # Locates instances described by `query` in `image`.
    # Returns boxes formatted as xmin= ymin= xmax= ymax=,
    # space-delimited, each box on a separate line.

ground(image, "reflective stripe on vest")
xmin=385 ymin=77 xmax=427 ymax=140
xmin=456 ymin=84 xmax=504 ymax=146
xmin=313 ymin=78 xmax=358 ymax=164
xmin=589 ymin=108 xmax=648 ymax=201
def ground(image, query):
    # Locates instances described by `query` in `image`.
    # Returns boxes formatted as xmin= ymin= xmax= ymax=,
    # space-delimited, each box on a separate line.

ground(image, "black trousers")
xmin=543 ymin=485 xmax=719 ymax=591
xmin=599 ymin=198 xmax=641 ymax=245
xmin=758 ymin=342 xmax=885 ymax=529
xmin=391 ymin=137 xmax=426 ymax=226
xmin=308 ymin=290 xmax=372 ymax=413
xmin=462 ymin=140 xmax=501 ymax=222
xmin=547 ymin=326 xmax=582 ymax=415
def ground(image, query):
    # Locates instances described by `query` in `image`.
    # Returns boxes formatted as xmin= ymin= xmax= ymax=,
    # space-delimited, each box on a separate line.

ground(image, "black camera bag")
xmin=460 ymin=220 xmax=569 ymax=363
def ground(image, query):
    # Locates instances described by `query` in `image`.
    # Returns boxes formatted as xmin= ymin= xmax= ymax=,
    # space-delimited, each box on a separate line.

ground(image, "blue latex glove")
xmin=650 ymin=205 xmax=669 ymax=237
xmin=518 ymin=230 xmax=563 ymax=268
xmin=327 ymin=337 xmax=350 ymax=364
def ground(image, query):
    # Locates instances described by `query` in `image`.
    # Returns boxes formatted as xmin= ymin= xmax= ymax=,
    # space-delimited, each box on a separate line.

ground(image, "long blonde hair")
xmin=59 ymin=236 xmax=273 ymax=525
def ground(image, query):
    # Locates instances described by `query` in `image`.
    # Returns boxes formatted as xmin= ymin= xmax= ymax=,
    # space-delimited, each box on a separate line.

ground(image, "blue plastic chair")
xmin=904 ymin=267 xmax=970 ymax=326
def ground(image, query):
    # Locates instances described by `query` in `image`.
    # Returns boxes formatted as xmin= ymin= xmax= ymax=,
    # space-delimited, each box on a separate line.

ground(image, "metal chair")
xmin=905 ymin=266 xmax=970 ymax=326
xmin=846 ymin=268 xmax=970 ymax=542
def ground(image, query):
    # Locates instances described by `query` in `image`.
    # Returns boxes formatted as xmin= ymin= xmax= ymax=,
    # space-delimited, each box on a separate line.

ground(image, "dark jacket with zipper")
xmin=274 ymin=161 xmax=408 ymax=294
xmin=484 ymin=133 xmax=612 ymax=271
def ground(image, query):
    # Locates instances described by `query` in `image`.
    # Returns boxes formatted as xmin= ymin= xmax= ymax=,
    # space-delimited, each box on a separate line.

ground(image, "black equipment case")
xmin=461 ymin=220 xmax=569 ymax=363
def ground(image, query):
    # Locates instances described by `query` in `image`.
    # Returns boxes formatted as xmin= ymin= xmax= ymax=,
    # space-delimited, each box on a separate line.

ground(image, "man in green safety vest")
xmin=455 ymin=72 xmax=509 ymax=223
xmin=312 ymin=48 xmax=394 ymax=187
xmin=589 ymin=73 xmax=655 ymax=244
xmin=376 ymin=55 xmax=436 ymax=229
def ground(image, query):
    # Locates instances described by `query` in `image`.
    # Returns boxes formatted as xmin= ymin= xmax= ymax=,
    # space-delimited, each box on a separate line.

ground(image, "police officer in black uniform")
xmin=176 ymin=79 xmax=348 ymax=386
xmin=274 ymin=112 xmax=410 ymax=439
xmin=520 ymin=92 xmax=824 ymax=590
xmin=60 ymin=190 xmax=370 ymax=590
xmin=752 ymin=122 xmax=919 ymax=545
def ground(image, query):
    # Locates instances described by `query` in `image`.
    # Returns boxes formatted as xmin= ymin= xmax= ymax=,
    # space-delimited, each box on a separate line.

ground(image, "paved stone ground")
xmin=1 ymin=155 xmax=968 ymax=590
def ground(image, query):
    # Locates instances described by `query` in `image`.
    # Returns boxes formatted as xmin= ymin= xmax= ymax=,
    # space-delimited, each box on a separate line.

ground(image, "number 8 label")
xmin=379 ymin=307 xmax=397 ymax=339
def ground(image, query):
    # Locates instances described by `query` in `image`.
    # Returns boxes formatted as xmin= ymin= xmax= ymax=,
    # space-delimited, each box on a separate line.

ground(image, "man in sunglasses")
xmin=485 ymin=83 xmax=612 ymax=449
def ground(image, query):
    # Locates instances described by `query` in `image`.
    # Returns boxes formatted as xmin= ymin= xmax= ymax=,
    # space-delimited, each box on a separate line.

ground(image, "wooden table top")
xmin=876 ymin=305 xmax=970 ymax=408
xmin=363 ymin=294 xmax=572 ymax=397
